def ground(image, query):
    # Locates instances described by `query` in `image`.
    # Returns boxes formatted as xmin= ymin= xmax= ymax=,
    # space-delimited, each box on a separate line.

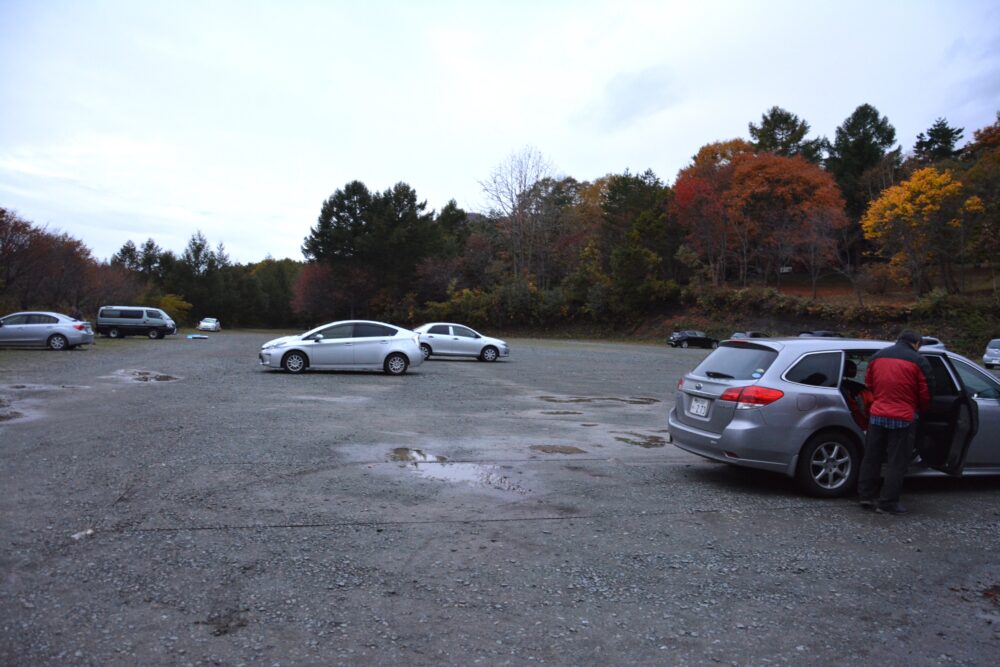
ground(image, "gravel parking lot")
xmin=2 ymin=333 xmax=999 ymax=665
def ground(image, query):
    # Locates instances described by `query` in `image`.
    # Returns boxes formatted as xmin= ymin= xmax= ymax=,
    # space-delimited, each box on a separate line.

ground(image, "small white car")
xmin=197 ymin=318 xmax=222 ymax=332
xmin=984 ymin=339 xmax=1000 ymax=369
xmin=413 ymin=322 xmax=510 ymax=362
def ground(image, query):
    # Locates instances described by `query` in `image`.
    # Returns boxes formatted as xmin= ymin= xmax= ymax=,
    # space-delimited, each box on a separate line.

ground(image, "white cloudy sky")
xmin=1 ymin=0 xmax=998 ymax=263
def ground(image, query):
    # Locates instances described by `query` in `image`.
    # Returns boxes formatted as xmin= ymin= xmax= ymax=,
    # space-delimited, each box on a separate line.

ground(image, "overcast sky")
xmin=1 ymin=0 xmax=998 ymax=263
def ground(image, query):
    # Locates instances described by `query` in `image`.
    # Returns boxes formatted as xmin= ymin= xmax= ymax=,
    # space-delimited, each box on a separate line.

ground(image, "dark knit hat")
xmin=897 ymin=329 xmax=922 ymax=345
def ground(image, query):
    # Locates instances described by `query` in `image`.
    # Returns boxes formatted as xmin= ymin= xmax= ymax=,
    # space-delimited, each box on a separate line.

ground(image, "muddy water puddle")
xmin=0 ymin=384 xmax=90 ymax=425
xmin=613 ymin=431 xmax=668 ymax=448
xmin=538 ymin=395 xmax=660 ymax=406
xmin=393 ymin=451 xmax=530 ymax=494
xmin=102 ymin=369 xmax=179 ymax=383
xmin=391 ymin=448 xmax=447 ymax=462
xmin=530 ymin=445 xmax=587 ymax=455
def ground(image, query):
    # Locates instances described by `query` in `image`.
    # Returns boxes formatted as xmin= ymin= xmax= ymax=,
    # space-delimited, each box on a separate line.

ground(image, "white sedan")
xmin=197 ymin=317 xmax=222 ymax=332
xmin=413 ymin=322 xmax=510 ymax=362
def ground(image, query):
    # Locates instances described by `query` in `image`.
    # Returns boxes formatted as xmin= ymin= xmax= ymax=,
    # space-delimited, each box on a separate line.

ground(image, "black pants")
xmin=858 ymin=422 xmax=916 ymax=505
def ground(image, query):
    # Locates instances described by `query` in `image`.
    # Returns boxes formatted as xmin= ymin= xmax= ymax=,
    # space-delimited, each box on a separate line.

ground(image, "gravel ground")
xmin=1 ymin=332 xmax=998 ymax=666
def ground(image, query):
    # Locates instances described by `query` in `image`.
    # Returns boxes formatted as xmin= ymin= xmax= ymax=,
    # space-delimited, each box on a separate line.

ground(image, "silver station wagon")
xmin=668 ymin=337 xmax=998 ymax=497
xmin=259 ymin=319 xmax=423 ymax=375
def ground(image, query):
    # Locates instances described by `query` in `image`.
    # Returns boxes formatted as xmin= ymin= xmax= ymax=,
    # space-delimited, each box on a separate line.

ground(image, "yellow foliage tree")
xmin=861 ymin=167 xmax=979 ymax=294
xmin=157 ymin=293 xmax=193 ymax=324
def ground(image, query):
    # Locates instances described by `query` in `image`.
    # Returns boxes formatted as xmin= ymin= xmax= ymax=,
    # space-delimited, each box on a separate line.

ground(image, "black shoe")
xmin=876 ymin=503 xmax=908 ymax=515
xmin=858 ymin=500 xmax=876 ymax=511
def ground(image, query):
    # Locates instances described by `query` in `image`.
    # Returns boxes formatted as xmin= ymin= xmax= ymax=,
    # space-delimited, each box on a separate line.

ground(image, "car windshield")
xmin=989 ymin=340 xmax=1000 ymax=349
xmin=692 ymin=343 xmax=778 ymax=380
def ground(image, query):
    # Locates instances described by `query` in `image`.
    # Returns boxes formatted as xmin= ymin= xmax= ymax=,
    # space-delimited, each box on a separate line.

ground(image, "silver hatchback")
xmin=258 ymin=320 xmax=423 ymax=375
xmin=668 ymin=337 xmax=997 ymax=497
xmin=0 ymin=311 xmax=95 ymax=350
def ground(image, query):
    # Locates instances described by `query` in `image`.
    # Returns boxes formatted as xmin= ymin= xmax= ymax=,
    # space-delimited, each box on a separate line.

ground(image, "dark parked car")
xmin=731 ymin=331 xmax=769 ymax=339
xmin=668 ymin=330 xmax=719 ymax=349
xmin=798 ymin=330 xmax=844 ymax=338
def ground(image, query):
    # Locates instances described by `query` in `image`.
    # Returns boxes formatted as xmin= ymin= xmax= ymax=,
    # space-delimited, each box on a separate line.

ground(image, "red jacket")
xmin=864 ymin=342 xmax=932 ymax=422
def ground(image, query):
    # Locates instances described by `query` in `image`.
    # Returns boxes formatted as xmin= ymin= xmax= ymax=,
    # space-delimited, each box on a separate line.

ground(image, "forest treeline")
xmin=2 ymin=104 xmax=998 ymax=330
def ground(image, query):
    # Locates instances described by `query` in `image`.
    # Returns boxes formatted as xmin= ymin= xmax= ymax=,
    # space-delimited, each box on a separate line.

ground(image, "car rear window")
xmin=784 ymin=352 xmax=842 ymax=388
xmin=691 ymin=343 xmax=778 ymax=380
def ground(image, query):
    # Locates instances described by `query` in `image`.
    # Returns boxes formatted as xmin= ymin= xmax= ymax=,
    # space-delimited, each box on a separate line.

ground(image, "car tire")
xmin=480 ymin=346 xmax=499 ymax=362
xmin=384 ymin=352 xmax=409 ymax=375
xmin=420 ymin=343 xmax=432 ymax=360
xmin=711 ymin=341 xmax=719 ymax=349
xmin=108 ymin=327 xmax=121 ymax=339
xmin=681 ymin=341 xmax=689 ymax=349
xmin=281 ymin=351 xmax=308 ymax=374
xmin=47 ymin=334 xmax=69 ymax=351
xmin=795 ymin=431 xmax=859 ymax=498
xmin=147 ymin=329 xmax=161 ymax=340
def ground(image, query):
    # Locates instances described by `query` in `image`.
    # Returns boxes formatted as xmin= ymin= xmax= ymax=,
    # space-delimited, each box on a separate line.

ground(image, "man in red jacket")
xmin=857 ymin=330 xmax=932 ymax=515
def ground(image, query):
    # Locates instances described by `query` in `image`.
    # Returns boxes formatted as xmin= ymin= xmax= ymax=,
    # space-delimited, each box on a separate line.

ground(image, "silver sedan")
xmin=413 ymin=322 xmax=510 ymax=362
xmin=258 ymin=320 xmax=423 ymax=375
xmin=0 ymin=311 xmax=95 ymax=350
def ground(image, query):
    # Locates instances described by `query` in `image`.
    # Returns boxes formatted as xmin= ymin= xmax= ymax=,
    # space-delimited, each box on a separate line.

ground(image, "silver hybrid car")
xmin=0 ymin=311 xmax=94 ymax=350
xmin=413 ymin=322 xmax=510 ymax=362
xmin=258 ymin=320 xmax=423 ymax=375
xmin=668 ymin=337 xmax=998 ymax=497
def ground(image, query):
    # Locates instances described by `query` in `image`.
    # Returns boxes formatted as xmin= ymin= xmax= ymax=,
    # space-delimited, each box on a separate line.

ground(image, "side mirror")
xmin=312 ymin=334 xmax=324 ymax=342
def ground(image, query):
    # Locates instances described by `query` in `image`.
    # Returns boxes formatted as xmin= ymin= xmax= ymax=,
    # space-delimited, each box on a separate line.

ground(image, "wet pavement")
xmin=1 ymin=334 xmax=998 ymax=665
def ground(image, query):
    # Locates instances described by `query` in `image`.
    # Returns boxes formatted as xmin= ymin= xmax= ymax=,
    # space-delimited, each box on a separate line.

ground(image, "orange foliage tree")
xmin=725 ymin=153 xmax=848 ymax=291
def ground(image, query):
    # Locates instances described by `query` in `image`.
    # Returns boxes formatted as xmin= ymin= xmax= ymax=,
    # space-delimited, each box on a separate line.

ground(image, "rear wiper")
xmin=705 ymin=371 xmax=734 ymax=379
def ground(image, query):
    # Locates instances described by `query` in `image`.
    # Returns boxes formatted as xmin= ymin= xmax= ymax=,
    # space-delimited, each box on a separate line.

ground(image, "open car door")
xmin=916 ymin=353 xmax=979 ymax=475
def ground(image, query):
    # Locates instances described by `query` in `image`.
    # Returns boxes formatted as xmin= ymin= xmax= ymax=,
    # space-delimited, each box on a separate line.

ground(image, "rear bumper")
xmin=667 ymin=407 xmax=797 ymax=476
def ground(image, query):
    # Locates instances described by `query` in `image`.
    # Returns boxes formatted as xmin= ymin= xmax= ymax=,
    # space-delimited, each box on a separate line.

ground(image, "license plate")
xmin=689 ymin=396 xmax=710 ymax=417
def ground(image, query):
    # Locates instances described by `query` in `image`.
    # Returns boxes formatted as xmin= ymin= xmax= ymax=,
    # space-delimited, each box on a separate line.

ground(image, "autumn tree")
xmin=748 ymin=106 xmax=824 ymax=162
xmin=672 ymin=140 xmax=755 ymax=285
xmin=861 ymin=167 xmax=980 ymax=295
xmin=725 ymin=154 xmax=847 ymax=287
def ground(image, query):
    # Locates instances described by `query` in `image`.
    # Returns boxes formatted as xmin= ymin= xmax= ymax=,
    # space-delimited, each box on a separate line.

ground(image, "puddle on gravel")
xmin=403 ymin=462 xmax=530 ymax=494
xmin=291 ymin=395 xmax=370 ymax=403
xmin=613 ymin=432 xmax=668 ymax=448
xmin=391 ymin=448 xmax=447 ymax=462
xmin=581 ymin=423 xmax=599 ymax=427
xmin=0 ymin=385 xmax=89 ymax=425
xmin=103 ymin=369 xmax=179 ymax=383
xmin=541 ymin=410 xmax=584 ymax=415
xmin=530 ymin=445 xmax=587 ymax=455
xmin=538 ymin=395 xmax=660 ymax=406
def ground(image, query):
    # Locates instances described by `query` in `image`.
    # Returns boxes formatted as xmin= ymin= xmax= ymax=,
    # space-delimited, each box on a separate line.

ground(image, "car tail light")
xmin=677 ymin=378 xmax=684 ymax=390
xmin=73 ymin=324 xmax=86 ymax=331
xmin=719 ymin=386 xmax=784 ymax=409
